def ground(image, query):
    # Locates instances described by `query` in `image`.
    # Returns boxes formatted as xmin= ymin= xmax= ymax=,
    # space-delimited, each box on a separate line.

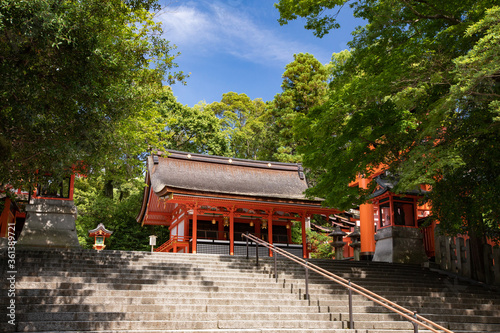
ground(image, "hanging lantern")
xmin=250 ymin=221 xmax=254 ymax=227
xmin=262 ymin=219 xmax=267 ymax=229
xmin=286 ymin=223 xmax=290 ymax=229
xmin=212 ymin=214 xmax=216 ymax=224
xmin=223 ymin=216 xmax=229 ymax=227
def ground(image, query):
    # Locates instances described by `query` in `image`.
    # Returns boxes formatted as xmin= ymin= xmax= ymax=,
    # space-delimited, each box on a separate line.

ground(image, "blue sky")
xmin=156 ymin=0 xmax=363 ymax=107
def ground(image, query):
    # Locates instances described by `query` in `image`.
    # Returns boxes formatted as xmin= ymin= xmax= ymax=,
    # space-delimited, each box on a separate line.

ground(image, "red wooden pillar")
xmin=359 ymin=178 xmax=375 ymax=259
xmin=192 ymin=206 xmax=197 ymax=254
xmin=229 ymin=208 xmax=234 ymax=255
xmin=389 ymin=194 xmax=394 ymax=226
xmin=0 ymin=198 xmax=12 ymax=238
xmin=218 ymin=216 xmax=224 ymax=240
xmin=267 ymin=210 xmax=273 ymax=257
xmin=184 ymin=210 xmax=189 ymax=238
xmin=287 ymin=223 xmax=292 ymax=244
xmin=301 ymin=213 xmax=307 ymax=258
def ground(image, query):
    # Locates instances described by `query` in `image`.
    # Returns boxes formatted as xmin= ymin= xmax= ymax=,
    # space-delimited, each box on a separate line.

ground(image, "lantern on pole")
xmin=88 ymin=223 xmax=113 ymax=251
xmin=149 ymin=235 xmax=157 ymax=253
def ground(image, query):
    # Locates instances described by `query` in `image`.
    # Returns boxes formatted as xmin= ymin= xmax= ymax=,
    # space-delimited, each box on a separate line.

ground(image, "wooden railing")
xmin=242 ymin=232 xmax=453 ymax=333
xmin=155 ymin=236 xmax=190 ymax=253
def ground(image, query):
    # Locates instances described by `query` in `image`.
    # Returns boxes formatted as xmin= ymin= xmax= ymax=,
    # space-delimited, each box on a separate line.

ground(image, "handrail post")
xmin=274 ymin=248 xmax=278 ymax=283
xmin=348 ymin=279 xmax=354 ymax=329
xmin=413 ymin=311 xmax=418 ymax=333
xmin=246 ymin=232 xmax=249 ymax=260
xmin=305 ymin=260 xmax=309 ymax=301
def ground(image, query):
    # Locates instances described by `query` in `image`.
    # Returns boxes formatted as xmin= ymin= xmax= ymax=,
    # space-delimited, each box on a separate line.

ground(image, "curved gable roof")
xmin=148 ymin=150 xmax=314 ymax=202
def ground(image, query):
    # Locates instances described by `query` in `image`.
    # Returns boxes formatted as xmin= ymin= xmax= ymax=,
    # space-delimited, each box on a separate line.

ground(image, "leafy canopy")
xmin=0 ymin=0 xmax=185 ymax=188
xmin=276 ymin=1 xmax=500 ymax=240
xmin=271 ymin=53 xmax=329 ymax=163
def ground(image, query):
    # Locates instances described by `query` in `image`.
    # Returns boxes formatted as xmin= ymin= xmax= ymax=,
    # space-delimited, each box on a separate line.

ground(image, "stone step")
xmin=14 ymin=261 xmax=438 ymax=280
xmin=19 ymin=301 xmax=497 ymax=318
xmin=16 ymin=263 xmax=439 ymax=281
xmin=12 ymin=253 xmax=439 ymax=272
xmin=6 ymin=248 xmax=500 ymax=333
xmin=318 ymin=297 xmax=500 ymax=311
xmin=17 ymin=303 xmax=327 ymax=314
xmin=18 ymin=311 xmax=334 ymax=322
xmin=12 ymin=327 xmax=404 ymax=333
xmin=13 ymin=295 xmax=316 ymax=306
xmin=16 ymin=319 xmax=345 ymax=331
xmin=12 ymin=266 xmax=460 ymax=286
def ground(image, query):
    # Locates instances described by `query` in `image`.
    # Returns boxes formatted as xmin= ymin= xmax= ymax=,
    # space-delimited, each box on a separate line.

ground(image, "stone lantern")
xmin=329 ymin=226 xmax=347 ymax=260
xmin=88 ymin=223 xmax=113 ymax=251
xmin=348 ymin=226 xmax=361 ymax=261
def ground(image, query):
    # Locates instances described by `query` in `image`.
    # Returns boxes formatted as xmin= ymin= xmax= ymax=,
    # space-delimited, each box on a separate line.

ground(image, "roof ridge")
xmin=154 ymin=149 xmax=302 ymax=171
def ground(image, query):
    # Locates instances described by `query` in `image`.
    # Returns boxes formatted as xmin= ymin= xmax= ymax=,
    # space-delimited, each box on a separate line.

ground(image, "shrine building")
xmin=136 ymin=150 xmax=341 ymax=258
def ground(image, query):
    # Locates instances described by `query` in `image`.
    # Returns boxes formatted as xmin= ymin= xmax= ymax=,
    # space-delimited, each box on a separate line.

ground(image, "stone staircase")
xmin=1 ymin=248 xmax=500 ymax=333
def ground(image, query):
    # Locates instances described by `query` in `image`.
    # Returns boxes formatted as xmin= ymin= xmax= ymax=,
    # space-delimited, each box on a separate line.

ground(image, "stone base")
xmin=373 ymin=226 xmax=428 ymax=264
xmin=16 ymin=199 xmax=80 ymax=249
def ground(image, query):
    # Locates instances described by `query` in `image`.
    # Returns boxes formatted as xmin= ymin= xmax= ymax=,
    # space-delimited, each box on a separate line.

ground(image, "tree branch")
xmin=400 ymin=0 xmax=462 ymax=25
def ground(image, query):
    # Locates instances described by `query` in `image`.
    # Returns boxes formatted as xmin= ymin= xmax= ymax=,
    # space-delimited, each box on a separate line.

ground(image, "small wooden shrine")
xmin=137 ymin=150 xmax=341 ymax=258
xmin=88 ymin=223 xmax=113 ymax=251
xmin=350 ymin=170 xmax=432 ymax=263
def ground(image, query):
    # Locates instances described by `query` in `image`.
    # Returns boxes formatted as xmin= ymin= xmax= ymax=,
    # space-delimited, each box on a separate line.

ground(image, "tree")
xmin=204 ymin=92 xmax=274 ymax=160
xmin=155 ymin=89 xmax=230 ymax=156
xmin=74 ymin=176 xmax=168 ymax=251
xmin=276 ymin=1 xmax=500 ymax=275
xmin=0 ymin=0 xmax=185 ymax=189
xmin=271 ymin=53 xmax=329 ymax=162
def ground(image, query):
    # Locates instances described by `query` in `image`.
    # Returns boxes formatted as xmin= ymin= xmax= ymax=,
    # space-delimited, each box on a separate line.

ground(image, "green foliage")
xmin=155 ymin=89 xmax=230 ymax=156
xmin=306 ymin=229 xmax=334 ymax=259
xmin=204 ymin=92 xmax=275 ymax=160
xmin=0 ymin=0 xmax=185 ymax=188
xmin=271 ymin=53 xmax=329 ymax=162
xmin=275 ymin=0 xmax=346 ymax=37
xmin=278 ymin=1 xmax=500 ymax=242
xmin=291 ymin=220 xmax=303 ymax=244
xmin=290 ymin=219 xmax=334 ymax=259
xmin=74 ymin=176 xmax=168 ymax=251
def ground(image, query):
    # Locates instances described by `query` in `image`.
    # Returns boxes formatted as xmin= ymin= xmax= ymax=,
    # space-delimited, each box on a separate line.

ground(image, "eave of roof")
xmin=149 ymin=150 xmax=313 ymax=202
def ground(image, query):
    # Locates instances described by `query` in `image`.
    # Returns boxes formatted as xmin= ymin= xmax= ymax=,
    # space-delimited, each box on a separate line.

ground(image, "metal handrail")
xmin=242 ymin=232 xmax=453 ymax=333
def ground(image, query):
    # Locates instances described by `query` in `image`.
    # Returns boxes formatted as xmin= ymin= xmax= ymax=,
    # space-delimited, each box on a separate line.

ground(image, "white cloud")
xmin=155 ymin=2 xmax=311 ymax=66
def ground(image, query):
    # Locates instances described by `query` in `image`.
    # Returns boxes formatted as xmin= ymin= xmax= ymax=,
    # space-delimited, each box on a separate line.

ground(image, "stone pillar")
xmin=17 ymin=199 xmax=79 ymax=249
xmin=348 ymin=227 xmax=361 ymax=261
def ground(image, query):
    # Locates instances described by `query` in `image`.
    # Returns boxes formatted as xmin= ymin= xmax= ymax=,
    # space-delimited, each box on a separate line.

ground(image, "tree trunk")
xmin=104 ymin=180 xmax=113 ymax=199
